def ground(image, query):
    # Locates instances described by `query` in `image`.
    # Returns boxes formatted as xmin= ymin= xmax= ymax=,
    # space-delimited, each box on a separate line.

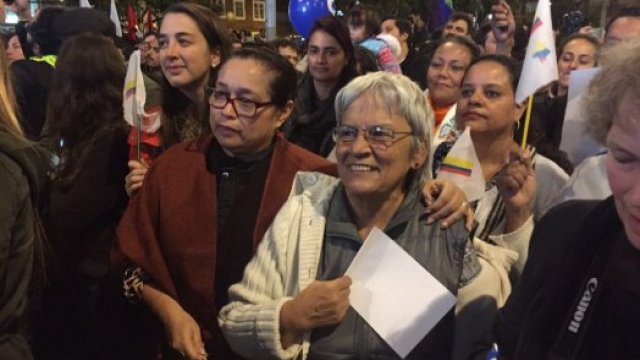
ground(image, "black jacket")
xmin=284 ymin=75 xmax=340 ymax=157
xmin=10 ymin=60 xmax=54 ymax=141
xmin=0 ymin=130 xmax=49 ymax=360
xmin=489 ymin=198 xmax=640 ymax=359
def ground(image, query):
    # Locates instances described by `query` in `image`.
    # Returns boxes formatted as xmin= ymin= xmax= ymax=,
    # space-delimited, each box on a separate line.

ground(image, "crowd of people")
xmin=0 ymin=1 xmax=639 ymax=359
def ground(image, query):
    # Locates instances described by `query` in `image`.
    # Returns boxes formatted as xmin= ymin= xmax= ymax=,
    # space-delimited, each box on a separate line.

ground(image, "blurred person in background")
xmin=140 ymin=31 xmax=163 ymax=84
xmin=2 ymin=31 xmax=25 ymax=64
xmin=284 ymin=16 xmax=358 ymax=157
xmin=346 ymin=4 xmax=401 ymax=74
xmin=381 ymin=16 xmax=429 ymax=89
xmin=10 ymin=6 xmax=64 ymax=140
xmin=270 ymin=38 xmax=300 ymax=67
xmin=35 ymin=33 xmax=131 ymax=360
xmin=442 ymin=12 xmax=474 ymax=39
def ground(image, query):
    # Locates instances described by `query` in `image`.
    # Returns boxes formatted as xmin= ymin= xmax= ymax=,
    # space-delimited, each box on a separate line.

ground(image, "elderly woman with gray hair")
xmin=489 ymin=38 xmax=640 ymax=360
xmin=218 ymin=72 xmax=469 ymax=359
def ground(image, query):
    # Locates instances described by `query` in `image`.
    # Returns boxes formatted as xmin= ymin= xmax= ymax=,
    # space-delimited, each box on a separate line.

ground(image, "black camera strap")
xmin=548 ymin=200 xmax=619 ymax=360
xmin=549 ymin=242 xmax=609 ymax=359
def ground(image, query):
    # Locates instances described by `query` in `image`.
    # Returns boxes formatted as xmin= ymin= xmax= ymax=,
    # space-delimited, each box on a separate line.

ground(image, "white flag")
xmin=515 ymin=0 xmax=558 ymax=103
xmin=110 ymin=0 xmax=123 ymax=38
xmin=79 ymin=0 xmax=92 ymax=8
xmin=436 ymin=127 xmax=485 ymax=202
xmin=123 ymin=50 xmax=161 ymax=133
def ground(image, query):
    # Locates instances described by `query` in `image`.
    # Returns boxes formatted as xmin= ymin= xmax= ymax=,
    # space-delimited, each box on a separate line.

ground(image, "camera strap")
xmin=548 ymin=201 xmax=618 ymax=360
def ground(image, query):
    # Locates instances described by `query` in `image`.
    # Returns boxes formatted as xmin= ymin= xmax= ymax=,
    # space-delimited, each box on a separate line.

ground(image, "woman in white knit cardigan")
xmin=218 ymin=72 xmax=526 ymax=360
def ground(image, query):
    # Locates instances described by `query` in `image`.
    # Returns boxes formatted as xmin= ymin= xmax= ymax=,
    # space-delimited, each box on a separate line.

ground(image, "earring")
xmin=514 ymin=119 xmax=521 ymax=131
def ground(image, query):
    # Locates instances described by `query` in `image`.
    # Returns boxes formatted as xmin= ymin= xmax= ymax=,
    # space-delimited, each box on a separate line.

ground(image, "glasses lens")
xmin=366 ymin=126 xmax=395 ymax=146
xmin=333 ymin=126 xmax=357 ymax=142
xmin=234 ymin=99 xmax=256 ymax=117
xmin=210 ymin=90 xmax=228 ymax=108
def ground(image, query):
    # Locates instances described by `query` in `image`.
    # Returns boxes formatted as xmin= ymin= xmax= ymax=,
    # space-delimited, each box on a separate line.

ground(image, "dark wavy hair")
xmin=160 ymin=2 xmax=232 ymax=148
xmin=45 ymin=33 xmax=126 ymax=189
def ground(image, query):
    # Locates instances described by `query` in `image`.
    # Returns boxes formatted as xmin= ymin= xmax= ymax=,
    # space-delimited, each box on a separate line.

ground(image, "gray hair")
xmin=334 ymin=72 xmax=433 ymax=182
xmin=585 ymin=38 xmax=640 ymax=145
xmin=335 ymin=71 xmax=433 ymax=152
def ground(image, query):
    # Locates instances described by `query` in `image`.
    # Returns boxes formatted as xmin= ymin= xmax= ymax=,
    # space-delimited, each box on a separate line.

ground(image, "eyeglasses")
xmin=332 ymin=125 xmax=413 ymax=149
xmin=206 ymin=87 xmax=274 ymax=117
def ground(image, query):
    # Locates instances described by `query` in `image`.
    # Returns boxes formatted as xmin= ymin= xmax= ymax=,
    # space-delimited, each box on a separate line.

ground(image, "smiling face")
xmin=307 ymin=29 xmax=348 ymax=85
xmin=210 ymin=57 xmax=291 ymax=157
xmin=159 ymin=13 xmax=218 ymax=99
xmin=606 ymin=92 xmax=640 ymax=250
xmin=427 ymin=42 xmax=473 ymax=108
xmin=557 ymin=38 xmax=597 ymax=93
xmin=456 ymin=60 xmax=524 ymax=139
xmin=336 ymin=93 xmax=427 ymax=202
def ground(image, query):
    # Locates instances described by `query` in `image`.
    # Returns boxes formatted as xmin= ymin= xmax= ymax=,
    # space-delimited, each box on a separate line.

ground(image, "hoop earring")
xmin=514 ymin=119 xmax=521 ymax=130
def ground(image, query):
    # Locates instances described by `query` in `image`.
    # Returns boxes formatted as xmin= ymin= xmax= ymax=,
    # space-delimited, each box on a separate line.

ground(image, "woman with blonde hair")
xmin=0 ymin=42 xmax=49 ymax=359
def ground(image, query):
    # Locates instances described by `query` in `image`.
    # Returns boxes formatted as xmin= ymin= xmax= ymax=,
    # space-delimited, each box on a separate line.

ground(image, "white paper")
xmin=345 ymin=228 xmax=457 ymax=359
xmin=567 ymin=67 xmax=600 ymax=102
xmin=559 ymin=67 xmax=606 ymax=166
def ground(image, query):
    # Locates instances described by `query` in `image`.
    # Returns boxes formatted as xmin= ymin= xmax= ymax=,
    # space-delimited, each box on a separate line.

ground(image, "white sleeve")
xmin=487 ymin=215 xmax=534 ymax=279
xmin=533 ymin=155 xmax=569 ymax=219
xmin=218 ymin=196 xmax=303 ymax=360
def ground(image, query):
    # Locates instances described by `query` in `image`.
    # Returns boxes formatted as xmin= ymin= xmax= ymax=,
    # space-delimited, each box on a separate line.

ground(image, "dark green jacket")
xmin=0 ymin=129 xmax=49 ymax=359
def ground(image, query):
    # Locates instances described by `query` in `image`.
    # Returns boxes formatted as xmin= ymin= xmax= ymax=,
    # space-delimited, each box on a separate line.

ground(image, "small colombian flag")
xmin=440 ymin=156 xmax=473 ymax=177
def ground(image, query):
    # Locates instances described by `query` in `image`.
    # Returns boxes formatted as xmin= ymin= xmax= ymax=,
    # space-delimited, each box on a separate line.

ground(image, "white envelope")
xmin=345 ymin=227 xmax=457 ymax=359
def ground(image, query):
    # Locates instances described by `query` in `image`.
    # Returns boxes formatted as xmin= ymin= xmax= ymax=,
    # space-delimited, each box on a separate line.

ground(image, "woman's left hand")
xmin=422 ymin=179 xmax=474 ymax=230
xmin=495 ymin=146 xmax=536 ymax=232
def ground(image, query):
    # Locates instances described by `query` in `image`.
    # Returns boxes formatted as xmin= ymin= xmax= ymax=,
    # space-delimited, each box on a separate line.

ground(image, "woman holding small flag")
xmin=432 ymin=54 xmax=569 ymax=359
xmin=125 ymin=2 xmax=232 ymax=196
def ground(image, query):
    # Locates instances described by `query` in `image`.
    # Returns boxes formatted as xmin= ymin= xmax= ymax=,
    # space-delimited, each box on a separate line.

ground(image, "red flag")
xmin=127 ymin=4 xmax=138 ymax=41
xmin=143 ymin=8 xmax=155 ymax=33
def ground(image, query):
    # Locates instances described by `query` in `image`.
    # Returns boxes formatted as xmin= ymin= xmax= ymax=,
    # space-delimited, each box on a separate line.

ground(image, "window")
xmin=233 ymin=0 xmax=245 ymax=20
xmin=253 ymin=1 xmax=265 ymax=21
xmin=213 ymin=0 xmax=226 ymax=17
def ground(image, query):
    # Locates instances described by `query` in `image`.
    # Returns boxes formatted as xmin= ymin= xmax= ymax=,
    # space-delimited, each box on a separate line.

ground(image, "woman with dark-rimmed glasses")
xmin=116 ymin=47 xmax=470 ymax=360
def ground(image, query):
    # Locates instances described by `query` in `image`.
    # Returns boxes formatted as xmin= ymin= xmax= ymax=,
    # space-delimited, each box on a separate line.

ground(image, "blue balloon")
xmin=288 ymin=0 xmax=335 ymax=38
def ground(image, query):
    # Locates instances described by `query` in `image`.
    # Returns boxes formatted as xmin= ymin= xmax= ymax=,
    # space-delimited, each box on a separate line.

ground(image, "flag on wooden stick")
xmin=515 ymin=0 xmax=558 ymax=103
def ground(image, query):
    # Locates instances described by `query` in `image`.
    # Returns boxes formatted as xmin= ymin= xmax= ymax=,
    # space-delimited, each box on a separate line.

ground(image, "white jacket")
xmin=218 ymin=172 xmax=339 ymax=360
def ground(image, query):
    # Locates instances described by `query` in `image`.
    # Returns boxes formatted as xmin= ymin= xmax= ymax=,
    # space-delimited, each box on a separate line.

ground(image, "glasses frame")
xmin=206 ymin=86 xmax=274 ymax=118
xmin=332 ymin=125 xmax=413 ymax=149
